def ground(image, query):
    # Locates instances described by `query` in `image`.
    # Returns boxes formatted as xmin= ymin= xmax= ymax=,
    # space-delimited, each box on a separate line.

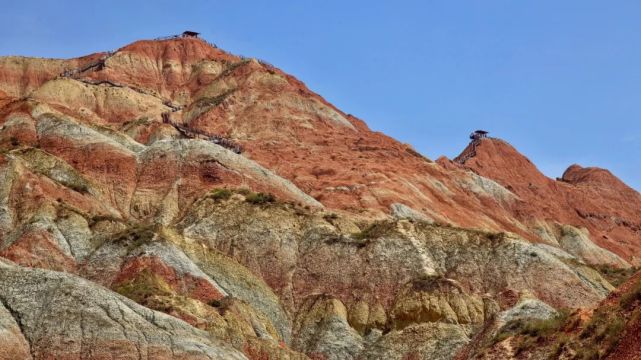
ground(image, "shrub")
xmin=114 ymin=269 xmax=173 ymax=304
xmin=323 ymin=213 xmax=339 ymax=222
xmin=208 ymin=299 xmax=222 ymax=308
xmin=351 ymin=221 xmax=395 ymax=241
xmin=487 ymin=231 xmax=506 ymax=242
xmin=68 ymin=181 xmax=90 ymax=194
xmin=245 ymin=192 xmax=275 ymax=205
xmin=209 ymin=188 xmax=232 ymax=201
xmin=578 ymin=310 xmax=625 ymax=357
xmin=522 ymin=310 xmax=570 ymax=337
xmin=620 ymin=279 xmax=641 ymax=310
xmin=493 ymin=310 xmax=570 ymax=347
xmin=595 ymin=265 xmax=639 ymax=287
xmin=110 ymin=225 xmax=156 ymax=251
xmin=574 ymin=348 xmax=599 ymax=360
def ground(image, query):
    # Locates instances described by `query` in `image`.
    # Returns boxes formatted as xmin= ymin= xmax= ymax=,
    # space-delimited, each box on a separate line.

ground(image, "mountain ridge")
xmin=1 ymin=34 xmax=640 ymax=359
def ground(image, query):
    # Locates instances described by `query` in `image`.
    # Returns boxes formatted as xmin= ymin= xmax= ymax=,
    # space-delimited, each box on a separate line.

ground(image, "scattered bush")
xmin=237 ymin=188 xmax=252 ymax=196
xmin=110 ymin=225 xmax=156 ymax=251
xmin=194 ymin=89 xmax=236 ymax=109
xmin=209 ymin=188 xmax=233 ymax=201
xmin=621 ymin=282 xmax=641 ymax=310
xmin=323 ymin=213 xmax=339 ymax=222
xmin=487 ymin=231 xmax=506 ymax=242
xmin=595 ymin=265 xmax=639 ymax=287
xmin=113 ymin=269 xmax=173 ymax=304
xmin=574 ymin=348 xmax=600 ymax=360
xmin=245 ymin=192 xmax=275 ymax=205
xmin=208 ymin=299 xmax=222 ymax=308
xmin=351 ymin=221 xmax=395 ymax=241
xmin=576 ymin=310 xmax=625 ymax=358
xmin=493 ymin=310 xmax=571 ymax=352
xmin=68 ymin=181 xmax=90 ymax=194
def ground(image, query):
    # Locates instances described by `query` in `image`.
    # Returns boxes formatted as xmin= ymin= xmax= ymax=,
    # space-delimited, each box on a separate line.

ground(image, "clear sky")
xmin=2 ymin=1 xmax=640 ymax=190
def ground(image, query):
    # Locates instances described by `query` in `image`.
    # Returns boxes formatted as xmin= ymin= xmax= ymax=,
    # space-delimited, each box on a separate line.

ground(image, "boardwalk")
xmin=162 ymin=113 xmax=243 ymax=154
xmin=60 ymin=52 xmax=114 ymax=78
xmin=454 ymin=139 xmax=481 ymax=164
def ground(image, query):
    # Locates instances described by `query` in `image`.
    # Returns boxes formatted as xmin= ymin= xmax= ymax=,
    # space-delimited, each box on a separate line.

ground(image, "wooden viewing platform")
xmin=455 ymin=130 xmax=490 ymax=164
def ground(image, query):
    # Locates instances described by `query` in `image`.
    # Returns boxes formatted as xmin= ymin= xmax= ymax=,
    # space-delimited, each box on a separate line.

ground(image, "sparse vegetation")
xmin=209 ymin=188 xmax=233 ymax=201
xmin=68 ymin=181 xmax=90 ymax=194
xmin=483 ymin=231 xmax=507 ymax=243
xmin=88 ymin=213 xmax=124 ymax=226
xmin=207 ymin=299 xmax=222 ymax=308
xmin=351 ymin=221 xmax=396 ymax=241
xmin=193 ymin=89 xmax=236 ymax=109
xmin=490 ymin=310 xmax=571 ymax=357
xmin=594 ymin=265 xmax=639 ymax=287
xmin=495 ymin=310 xmax=570 ymax=344
xmin=114 ymin=269 xmax=173 ymax=304
xmin=236 ymin=188 xmax=252 ymax=196
xmin=110 ymin=225 xmax=157 ymax=251
xmin=620 ymin=278 xmax=641 ymax=310
xmin=323 ymin=213 xmax=339 ymax=222
xmin=200 ymin=187 xmax=282 ymax=207
xmin=245 ymin=192 xmax=275 ymax=205
xmin=570 ymin=309 xmax=625 ymax=359
xmin=121 ymin=117 xmax=150 ymax=131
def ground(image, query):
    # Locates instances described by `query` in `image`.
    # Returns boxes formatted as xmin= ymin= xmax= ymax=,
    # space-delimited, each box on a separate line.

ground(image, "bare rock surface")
xmin=0 ymin=259 xmax=247 ymax=360
xmin=0 ymin=35 xmax=640 ymax=359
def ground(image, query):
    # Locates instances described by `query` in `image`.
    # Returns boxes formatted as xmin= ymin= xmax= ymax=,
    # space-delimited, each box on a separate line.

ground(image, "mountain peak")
xmin=116 ymin=35 xmax=237 ymax=63
xmin=455 ymin=136 xmax=546 ymax=185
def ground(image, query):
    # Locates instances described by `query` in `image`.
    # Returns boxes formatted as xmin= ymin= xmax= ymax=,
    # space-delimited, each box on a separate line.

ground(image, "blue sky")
xmin=2 ymin=1 xmax=640 ymax=190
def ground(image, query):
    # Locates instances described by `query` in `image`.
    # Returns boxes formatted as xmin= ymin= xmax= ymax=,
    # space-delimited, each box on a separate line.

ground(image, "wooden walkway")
xmin=60 ymin=52 xmax=114 ymax=78
xmin=162 ymin=113 xmax=242 ymax=154
xmin=55 ymin=32 xmax=241 ymax=154
xmin=454 ymin=139 xmax=481 ymax=164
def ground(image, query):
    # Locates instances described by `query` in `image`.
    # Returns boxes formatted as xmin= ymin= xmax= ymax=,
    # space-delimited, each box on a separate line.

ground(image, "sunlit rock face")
xmin=0 ymin=35 xmax=640 ymax=359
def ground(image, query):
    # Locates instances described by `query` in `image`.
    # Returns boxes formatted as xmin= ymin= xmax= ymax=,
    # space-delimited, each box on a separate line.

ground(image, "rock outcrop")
xmin=0 ymin=258 xmax=247 ymax=359
xmin=458 ymin=138 xmax=641 ymax=265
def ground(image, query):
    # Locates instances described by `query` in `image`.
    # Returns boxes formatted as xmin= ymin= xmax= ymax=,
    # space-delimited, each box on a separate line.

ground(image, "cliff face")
xmin=0 ymin=35 xmax=639 ymax=359
xmin=459 ymin=138 xmax=641 ymax=265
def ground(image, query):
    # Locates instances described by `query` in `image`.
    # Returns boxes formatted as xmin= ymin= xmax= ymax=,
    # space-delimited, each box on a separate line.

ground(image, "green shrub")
xmin=620 ymin=280 xmax=641 ymax=310
xmin=110 ymin=225 xmax=156 ymax=251
xmin=209 ymin=188 xmax=233 ymax=201
xmin=68 ymin=181 xmax=90 ymax=194
xmin=493 ymin=310 xmax=570 ymax=347
xmin=245 ymin=192 xmax=275 ymax=204
xmin=595 ymin=265 xmax=639 ymax=287
xmin=323 ymin=213 xmax=339 ymax=222
xmin=113 ymin=269 xmax=173 ymax=304
xmin=521 ymin=311 xmax=570 ymax=337
xmin=574 ymin=348 xmax=599 ymax=360
xmin=577 ymin=310 xmax=625 ymax=358
xmin=351 ymin=221 xmax=395 ymax=241
xmin=208 ymin=299 xmax=222 ymax=308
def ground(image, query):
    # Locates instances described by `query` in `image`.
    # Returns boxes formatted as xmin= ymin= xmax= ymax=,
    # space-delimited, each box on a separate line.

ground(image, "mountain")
xmin=0 ymin=33 xmax=639 ymax=359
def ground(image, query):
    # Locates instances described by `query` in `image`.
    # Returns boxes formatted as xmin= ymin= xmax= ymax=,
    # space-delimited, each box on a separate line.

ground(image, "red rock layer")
xmin=0 ymin=36 xmax=639 ymax=264
xmin=114 ymin=256 xmax=225 ymax=303
xmin=461 ymin=138 xmax=641 ymax=262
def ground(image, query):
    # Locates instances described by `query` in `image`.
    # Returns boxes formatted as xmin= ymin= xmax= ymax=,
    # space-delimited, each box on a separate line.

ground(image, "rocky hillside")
xmin=0 ymin=34 xmax=639 ymax=359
